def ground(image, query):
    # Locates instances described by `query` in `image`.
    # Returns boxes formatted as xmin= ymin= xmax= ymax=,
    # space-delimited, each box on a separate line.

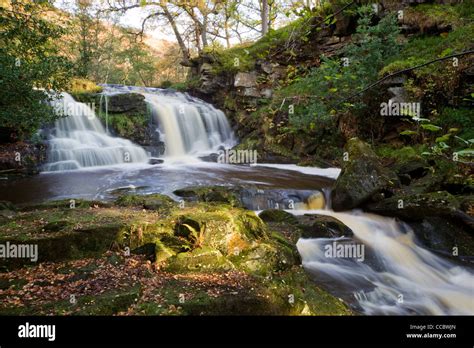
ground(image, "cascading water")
xmin=44 ymin=92 xmax=149 ymax=171
xmin=102 ymin=85 xmax=236 ymax=157
xmin=294 ymin=208 xmax=474 ymax=315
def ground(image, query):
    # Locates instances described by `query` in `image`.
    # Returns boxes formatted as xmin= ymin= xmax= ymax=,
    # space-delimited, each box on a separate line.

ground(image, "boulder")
xmin=234 ymin=72 xmax=257 ymax=88
xmin=173 ymin=186 xmax=242 ymax=207
xmin=148 ymin=158 xmax=164 ymax=165
xmin=331 ymin=138 xmax=400 ymax=211
xmin=259 ymin=209 xmax=298 ymax=225
xmin=365 ymin=191 xmax=460 ymax=221
xmin=408 ymin=217 xmax=474 ymax=261
xmin=296 ymin=214 xmax=353 ymax=239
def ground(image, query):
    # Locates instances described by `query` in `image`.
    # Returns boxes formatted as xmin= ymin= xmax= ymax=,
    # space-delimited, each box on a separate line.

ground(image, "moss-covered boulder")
xmin=331 ymin=138 xmax=400 ymax=211
xmin=365 ymin=191 xmax=460 ymax=221
xmin=173 ymin=186 xmax=242 ymax=207
xmin=297 ymin=214 xmax=353 ymax=239
xmin=259 ymin=209 xmax=298 ymax=224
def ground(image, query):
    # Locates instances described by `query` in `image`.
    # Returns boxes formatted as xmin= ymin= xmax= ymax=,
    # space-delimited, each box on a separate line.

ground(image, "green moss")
xmin=173 ymin=186 xmax=242 ymax=207
xmin=375 ymin=145 xmax=427 ymax=161
xmin=115 ymin=193 xmax=175 ymax=210
xmin=203 ymin=15 xmax=317 ymax=74
xmin=96 ymin=112 xmax=149 ymax=143
xmin=380 ymin=23 xmax=474 ymax=77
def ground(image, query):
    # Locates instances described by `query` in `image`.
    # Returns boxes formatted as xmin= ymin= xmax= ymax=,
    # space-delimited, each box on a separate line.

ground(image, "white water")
xmin=103 ymin=86 xmax=236 ymax=157
xmin=45 ymin=86 xmax=237 ymax=170
xmin=44 ymin=92 xmax=149 ymax=171
xmin=291 ymin=209 xmax=474 ymax=315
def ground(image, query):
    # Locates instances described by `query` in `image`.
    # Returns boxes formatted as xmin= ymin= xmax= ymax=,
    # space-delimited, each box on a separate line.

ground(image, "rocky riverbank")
xmin=0 ymin=193 xmax=351 ymax=315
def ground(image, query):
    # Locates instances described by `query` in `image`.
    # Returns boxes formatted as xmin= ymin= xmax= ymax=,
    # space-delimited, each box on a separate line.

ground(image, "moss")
xmin=115 ymin=193 xmax=175 ymax=210
xmin=165 ymin=247 xmax=235 ymax=273
xmin=259 ymin=209 xmax=298 ymax=224
xmin=380 ymin=23 xmax=474 ymax=77
xmin=173 ymin=186 xmax=242 ymax=207
xmin=96 ymin=111 xmax=150 ymax=143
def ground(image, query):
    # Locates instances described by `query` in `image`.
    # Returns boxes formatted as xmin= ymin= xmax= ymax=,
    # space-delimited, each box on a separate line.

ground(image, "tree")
xmin=0 ymin=0 xmax=72 ymax=140
xmin=261 ymin=0 xmax=269 ymax=34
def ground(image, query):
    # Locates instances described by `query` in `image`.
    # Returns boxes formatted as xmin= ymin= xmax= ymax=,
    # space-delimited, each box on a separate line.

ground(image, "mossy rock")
xmin=0 ymin=224 xmax=122 ymax=271
xmin=165 ymin=247 xmax=235 ymax=273
xmin=173 ymin=186 xmax=242 ymax=207
xmin=366 ymin=191 xmax=460 ymax=221
xmin=297 ymin=214 xmax=353 ymax=239
xmin=115 ymin=194 xmax=175 ymax=210
xmin=332 ymin=138 xmax=400 ymax=211
xmin=259 ymin=209 xmax=298 ymax=224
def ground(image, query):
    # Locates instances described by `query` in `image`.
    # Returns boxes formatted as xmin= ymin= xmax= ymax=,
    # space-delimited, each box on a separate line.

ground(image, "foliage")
xmin=380 ymin=23 xmax=473 ymax=77
xmin=435 ymin=107 xmax=474 ymax=140
xmin=0 ymin=0 xmax=72 ymax=139
xmin=276 ymin=6 xmax=400 ymax=128
xmin=68 ymin=78 xmax=103 ymax=94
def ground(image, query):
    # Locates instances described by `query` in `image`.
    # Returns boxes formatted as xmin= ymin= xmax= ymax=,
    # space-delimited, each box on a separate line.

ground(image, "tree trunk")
xmin=261 ymin=0 xmax=269 ymax=35
xmin=201 ymin=15 xmax=208 ymax=48
xmin=161 ymin=5 xmax=191 ymax=66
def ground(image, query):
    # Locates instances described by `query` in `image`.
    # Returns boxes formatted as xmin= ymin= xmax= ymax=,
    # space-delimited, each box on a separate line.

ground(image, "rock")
xmin=198 ymin=153 xmax=219 ymax=162
xmin=166 ymin=247 xmax=235 ymax=273
xmin=173 ymin=186 xmax=242 ymax=206
xmin=393 ymin=158 xmax=429 ymax=180
xmin=258 ymin=60 xmax=274 ymax=74
xmin=408 ymin=217 xmax=474 ymax=261
xmin=296 ymin=215 xmax=353 ymax=239
xmin=104 ymin=93 xmax=146 ymax=113
xmin=365 ymin=191 xmax=460 ymax=221
xmin=259 ymin=209 xmax=298 ymax=224
xmin=234 ymin=72 xmax=257 ymax=88
xmin=238 ymin=87 xmax=260 ymax=97
xmin=260 ymin=88 xmax=273 ymax=98
xmin=115 ymin=194 xmax=175 ymax=210
xmin=148 ymin=158 xmax=163 ymax=165
xmin=331 ymin=138 xmax=400 ymax=211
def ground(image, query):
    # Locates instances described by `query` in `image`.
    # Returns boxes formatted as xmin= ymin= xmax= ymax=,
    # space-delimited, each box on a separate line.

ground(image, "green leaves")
xmin=421 ymin=124 xmax=442 ymax=132
xmin=0 ymin=2 xmax=72 ymax=138
xmin=400 ymin=130 xmax=417 ymax=136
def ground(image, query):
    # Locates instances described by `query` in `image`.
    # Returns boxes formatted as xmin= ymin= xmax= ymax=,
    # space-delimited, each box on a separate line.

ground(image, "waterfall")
xmin=44 ymin=92 xmax=149 ymax=171
xmin=293 ymin=209 xmax=474 ymax=315
xmin=102 ymin=86 xmax=236 ymax=157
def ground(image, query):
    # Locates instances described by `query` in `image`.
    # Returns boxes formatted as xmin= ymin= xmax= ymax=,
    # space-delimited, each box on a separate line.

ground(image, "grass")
xmin=380 ymin=21 xmax=474 ymax=77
